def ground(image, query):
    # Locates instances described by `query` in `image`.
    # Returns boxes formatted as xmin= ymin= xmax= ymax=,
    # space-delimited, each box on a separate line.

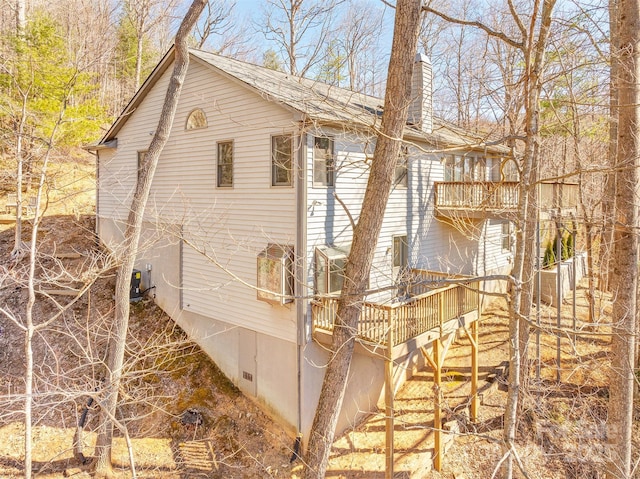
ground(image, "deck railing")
xmin=312 ymin=270 xmax=479 ymax=348
xmin=434 ymin=181 xmax=579 ymax=213
xmin=434 ymin=181 xmax=519 ymax=211
xmin=539 ymin=182 xmax=579 ymax=210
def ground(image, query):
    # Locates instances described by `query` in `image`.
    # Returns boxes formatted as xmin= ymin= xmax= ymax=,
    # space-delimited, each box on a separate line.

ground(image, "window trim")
xmin=444 ymin=154 xmax=487 ymax=182
xmin=501 ymin=158 xmax=520 ymax=181
xmin=312 ymin=136 xmax=335 ymax=187
xmin=185 ymin=108 xmax=208 ymax=130
xmin=216 ymin=140 xmax=234 ymax=188
xmin=256 ymin=244 xmax=294 ymax=305
xmin=271 ymin=134 xmax=294 ymax=187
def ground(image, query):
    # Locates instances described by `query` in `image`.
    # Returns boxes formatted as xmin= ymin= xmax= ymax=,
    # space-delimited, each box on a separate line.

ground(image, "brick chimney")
xmin=407 ymin=53 xmax=433 ymax=134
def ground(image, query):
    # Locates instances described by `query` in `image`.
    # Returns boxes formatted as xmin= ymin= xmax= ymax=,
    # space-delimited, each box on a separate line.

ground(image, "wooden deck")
xmin=434 ymin=181 xmax=578 ymax=219
xmin=311 ymin=270 xmax=480 ymax=354
xmin=311 ymin=270 xmax=482 ymax=476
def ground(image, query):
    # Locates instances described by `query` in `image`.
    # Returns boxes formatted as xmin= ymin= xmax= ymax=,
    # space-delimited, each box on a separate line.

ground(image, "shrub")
xmin=543 ymin=241 xmax=556 ymax=269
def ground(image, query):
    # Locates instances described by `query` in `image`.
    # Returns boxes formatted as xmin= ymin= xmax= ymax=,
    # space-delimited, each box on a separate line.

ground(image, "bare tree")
xmin=258 ymin=0 xmax=342 ymax=77
xmin=302 ymin=1 xmax=423 ymax=477
xmin=15 ymin=0 xmax=25 ymax=34
xmin=605 ymin=1 xmax=638 ymax=477
xmin=334 ymin=1 xmax=385 ymax=93
xmin=0 ymin=70 xmax=106 ymax=479
xmin=92 ymin=1 xmax=208 ymax=477
xmin=600 ymin=0 xmax=619 ymax=292
xmin=193 ymin=0 xmax=234 ymax=48
xmin=122 ymin=0 xmax=182 ymax=92
xmin=424 ymin=2 xmax=558 ymax=477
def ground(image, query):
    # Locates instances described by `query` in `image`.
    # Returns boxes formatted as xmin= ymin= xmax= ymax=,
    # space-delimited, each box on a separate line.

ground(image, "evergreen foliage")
xmin=0 ymin=11 xmax=108 ymax=151
xmin=114 ymin=16 xmax=157 ymax=85
xmin=262 ymin=49 xmax=284 ymax=71
xmin=543 ymin=240 xmax=556 ymax=269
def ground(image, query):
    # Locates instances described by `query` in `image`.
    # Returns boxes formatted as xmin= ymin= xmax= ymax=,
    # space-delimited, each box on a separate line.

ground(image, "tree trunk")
xmin=504 ymin=2 xmax=556 ymax=477
xmin=606 ymin=2 xmax=639 ymax=477
xmin=23 ymin=325 xmax=33 ymax=479
xmin=11 ymin=90 xmax=28 ymax=256
xmin=92 ymin=2 xmax=207 ymax=477
xmin=600 ymin=0 xmax=619 ymax=293
xmin=301 ymin=1 xmax=422 ymax=477
xmin=134 ymin=33 xmax=144 ymax=93
xmin=16 ymin=0 xmax=25 ymax=35
xmin=21 ymin=96 xmax=66 ymax=479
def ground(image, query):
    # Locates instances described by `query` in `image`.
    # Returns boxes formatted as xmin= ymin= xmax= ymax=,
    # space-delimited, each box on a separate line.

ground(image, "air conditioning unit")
xmin=130 ymin=270 xmax=142 ymax=302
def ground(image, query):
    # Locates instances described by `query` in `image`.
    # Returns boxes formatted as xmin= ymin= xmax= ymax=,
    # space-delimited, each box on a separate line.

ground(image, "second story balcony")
xmin=434 ymin=181 xmax=579 ymax=220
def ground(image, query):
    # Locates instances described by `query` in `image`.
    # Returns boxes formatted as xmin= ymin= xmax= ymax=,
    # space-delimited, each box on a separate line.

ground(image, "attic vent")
xmin=185 ymin=108 xmax=208 ymax=130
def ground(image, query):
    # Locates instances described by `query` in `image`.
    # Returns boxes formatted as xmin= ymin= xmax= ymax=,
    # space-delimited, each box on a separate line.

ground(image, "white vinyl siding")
xmin=98 ymin=59 xmax=299 ymax=342
xmin=305 ymin=128 xmax=408 ymax=300
xmin=407 ymin=148 xmax=513 ymax=277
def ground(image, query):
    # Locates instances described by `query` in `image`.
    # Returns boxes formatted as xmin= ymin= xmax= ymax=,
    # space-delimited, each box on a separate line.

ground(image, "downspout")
xmin=94 ymin=150 xmax=100 ymax=238
xmin=295 ymin=124 xmax=308 ymax=451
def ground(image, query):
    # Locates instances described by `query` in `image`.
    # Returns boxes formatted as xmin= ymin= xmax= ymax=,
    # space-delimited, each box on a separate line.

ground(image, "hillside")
xmin=0 ymin=153 xmax=635 ymax=478
xmin=0 ymin=215 xmax=295 ymax=478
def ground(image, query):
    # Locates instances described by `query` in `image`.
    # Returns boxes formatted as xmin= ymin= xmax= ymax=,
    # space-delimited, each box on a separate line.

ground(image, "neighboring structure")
xmin=89 ymin=48 xmax=573 ymax=451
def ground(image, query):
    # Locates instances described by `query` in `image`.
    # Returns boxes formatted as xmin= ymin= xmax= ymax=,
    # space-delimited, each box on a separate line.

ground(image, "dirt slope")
xmin=0 ymin=215 xmax=294 ymax=478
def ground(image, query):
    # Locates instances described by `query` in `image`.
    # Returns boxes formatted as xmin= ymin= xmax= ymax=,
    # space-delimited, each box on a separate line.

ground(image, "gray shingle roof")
xmin=191 ymin=49 xmax=507 ymax=153
xmin=191 ymin=49 xmax=384 ymax=126
xmin=94 ymin=46 xmax=507 ymax=154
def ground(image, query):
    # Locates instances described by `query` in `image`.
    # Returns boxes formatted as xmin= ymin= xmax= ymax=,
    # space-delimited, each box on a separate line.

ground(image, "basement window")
xmin=257 ymin=244 xmax=294 ymax=305
xmin=315 ymin=245 xmax=350 ymax=295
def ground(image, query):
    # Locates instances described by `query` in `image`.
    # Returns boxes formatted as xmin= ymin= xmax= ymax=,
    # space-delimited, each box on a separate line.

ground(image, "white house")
xmin=90 ymin=48 xmax=522 ymax=445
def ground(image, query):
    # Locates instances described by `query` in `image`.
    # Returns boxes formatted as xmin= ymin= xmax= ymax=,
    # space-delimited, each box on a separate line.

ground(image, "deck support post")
xmin=432 ymin=337 xmax=443 ymax=472
xmin=385 ymin=311 xmax=394 ymax=479
xmin=470 ymin=320 xmax=479 ymax=422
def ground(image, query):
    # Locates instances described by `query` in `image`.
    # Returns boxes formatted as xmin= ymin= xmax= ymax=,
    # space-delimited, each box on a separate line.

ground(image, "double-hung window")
xmin=313 ymin=136 xmax=334 ymax=187
xmin=272 ymin=135 xmax=293 ymax=186
xmin=217 ymin=141 xmax=233 ymax=187
xmin=444 ymin=155 xmax=462 ymax=182
xmin=257 ymin=244 xmax=294 ymax=305
xmin=393 ymin=235 xmax=408 ymax=271
xmin=395 ymin=145 xmax=408 ymax=187
xmin=501 ymin=221 xmax=513 ymax=252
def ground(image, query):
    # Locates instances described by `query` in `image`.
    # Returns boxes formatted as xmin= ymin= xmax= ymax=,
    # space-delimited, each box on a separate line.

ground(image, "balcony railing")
xmin=434 ymin=181 xmax=578 ymax=216
xmin=312 ymin=270 xmax=479 ymax=348
xmin=435 ymin=181 xmax=519 ymax=211
xmin=539 ymin=182 xmax=579 ymax=210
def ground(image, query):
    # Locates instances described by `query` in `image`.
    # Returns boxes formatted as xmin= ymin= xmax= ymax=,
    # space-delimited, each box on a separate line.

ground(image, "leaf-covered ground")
xmin=0 ymin=153 xmax=636 ymax=478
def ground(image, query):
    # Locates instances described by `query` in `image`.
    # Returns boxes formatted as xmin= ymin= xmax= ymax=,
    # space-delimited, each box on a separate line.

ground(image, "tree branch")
xmin=422 ymin=5 xmax=524 ymax=50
